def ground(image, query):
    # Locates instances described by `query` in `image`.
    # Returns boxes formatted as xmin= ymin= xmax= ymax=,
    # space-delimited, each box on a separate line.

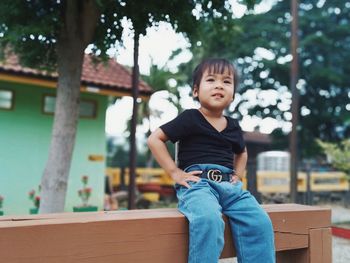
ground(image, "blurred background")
xmin=0 ymin=0 xmax=349 ymax=261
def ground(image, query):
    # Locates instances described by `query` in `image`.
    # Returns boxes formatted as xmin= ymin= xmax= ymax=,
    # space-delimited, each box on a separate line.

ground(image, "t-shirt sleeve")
xmin=160 ymin=110 xmax=192 ymax=143
xmin=233 ymin=120 xmax=246 ymax=154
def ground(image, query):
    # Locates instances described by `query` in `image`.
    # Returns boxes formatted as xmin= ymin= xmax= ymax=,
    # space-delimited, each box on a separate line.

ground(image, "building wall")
xmin=0 ymin=80 xmax=108 ymax=215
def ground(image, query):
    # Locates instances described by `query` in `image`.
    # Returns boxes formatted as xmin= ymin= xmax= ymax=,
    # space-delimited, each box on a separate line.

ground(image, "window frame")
xmin=0 ymin=88 xmax=15 ymax=111
xmin=42 ymin=94 xmax=98 ymax=119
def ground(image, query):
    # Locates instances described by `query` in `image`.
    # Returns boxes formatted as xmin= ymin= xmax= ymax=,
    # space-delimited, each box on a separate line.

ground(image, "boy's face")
xmin=193 ymin=68 xmax=234 ymax=110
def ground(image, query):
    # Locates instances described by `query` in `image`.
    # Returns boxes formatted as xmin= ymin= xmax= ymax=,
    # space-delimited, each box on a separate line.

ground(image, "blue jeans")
xmin=176 ymin=164 xmax=275 ymax=263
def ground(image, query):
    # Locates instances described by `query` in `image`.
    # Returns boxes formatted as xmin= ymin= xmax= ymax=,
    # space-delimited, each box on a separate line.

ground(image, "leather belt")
xmin=196 ymin=169 xmax=233 ymax=183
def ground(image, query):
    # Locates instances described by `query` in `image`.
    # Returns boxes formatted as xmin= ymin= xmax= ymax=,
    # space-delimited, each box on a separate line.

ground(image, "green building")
xmin=0 ymin=54 xmax=152 ymax=215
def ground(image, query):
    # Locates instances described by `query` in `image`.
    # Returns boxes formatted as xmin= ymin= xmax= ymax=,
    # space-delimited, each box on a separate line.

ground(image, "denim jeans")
xmin=175 ymin=164 xmax=275 ymax=263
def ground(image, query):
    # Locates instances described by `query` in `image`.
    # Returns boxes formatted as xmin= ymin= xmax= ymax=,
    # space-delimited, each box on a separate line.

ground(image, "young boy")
xmin=147 ymin=58 xmax=275 ymax=263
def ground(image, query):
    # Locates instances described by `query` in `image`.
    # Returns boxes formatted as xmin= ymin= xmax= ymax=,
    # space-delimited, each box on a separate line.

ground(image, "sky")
xmin=105 ymin=0 xmax=281 ymax=138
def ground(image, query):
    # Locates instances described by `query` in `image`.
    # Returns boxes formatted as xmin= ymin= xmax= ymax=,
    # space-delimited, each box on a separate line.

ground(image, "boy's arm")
xmin=147 ymin=128 xmax=201 ymax=188
xmin=232 ymin=147 xmax=248 ymax=183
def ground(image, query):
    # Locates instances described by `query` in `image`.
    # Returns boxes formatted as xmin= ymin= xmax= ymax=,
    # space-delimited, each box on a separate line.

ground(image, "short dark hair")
xmin=192 ymin=58 xmax=239 ymax=100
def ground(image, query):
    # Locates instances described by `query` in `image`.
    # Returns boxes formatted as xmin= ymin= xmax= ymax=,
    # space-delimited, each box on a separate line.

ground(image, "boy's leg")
xmin=219 ymin=181 xmax=275 ymax=263
xmin=176 ymin=180 xmax=225 ymax=263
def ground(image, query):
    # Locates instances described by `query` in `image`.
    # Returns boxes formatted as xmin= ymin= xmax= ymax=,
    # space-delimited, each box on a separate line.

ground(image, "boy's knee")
xmin=256 ymin=212 xmax=273 ymax=235
xmin=197 ymin=211 xmax=224 ymax=230
xmin=261 ymin=211 xmax=273 ymax=226
xmin=244 ymin=209 xmax=273 ymax=233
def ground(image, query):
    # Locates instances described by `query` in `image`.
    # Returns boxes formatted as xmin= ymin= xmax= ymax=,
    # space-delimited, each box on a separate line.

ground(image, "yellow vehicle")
xmin=257 ymin=171 xmax=349 ymax=193
xmin=256 ymin=151 xmax=349 ymax=203
xmin=106 ymin=167 xmax=175 ymax=203
xmin=106 ymin=167 xmax=248 ymax=203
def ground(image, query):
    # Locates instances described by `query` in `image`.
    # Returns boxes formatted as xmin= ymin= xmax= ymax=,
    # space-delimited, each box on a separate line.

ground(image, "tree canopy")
xmin=172 ymin=0 xmax=350 ymax=158
xmin=317 ymin=139 xmax=350 ymax=176
xmin=0 ymin=0 xmax=259 ymax=68
xmin=0 ymin=0 xmax=260 ymax=212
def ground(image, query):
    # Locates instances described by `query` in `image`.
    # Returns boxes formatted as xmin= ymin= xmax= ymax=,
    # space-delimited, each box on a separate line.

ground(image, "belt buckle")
xmin=207 ymin=169 xmax=223 ymax=183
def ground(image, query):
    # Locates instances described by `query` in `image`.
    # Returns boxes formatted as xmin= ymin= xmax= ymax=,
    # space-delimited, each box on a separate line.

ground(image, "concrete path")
xmin=326 ymin=204 xmax=350 ymax=224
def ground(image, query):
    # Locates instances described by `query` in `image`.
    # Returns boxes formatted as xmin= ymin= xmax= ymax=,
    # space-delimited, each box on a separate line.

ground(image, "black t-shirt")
xmin=160 ymin=109 xmax=246 ymax=170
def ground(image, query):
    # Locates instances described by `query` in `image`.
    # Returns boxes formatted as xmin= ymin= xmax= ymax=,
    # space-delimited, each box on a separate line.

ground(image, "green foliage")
xmin=0 ymin=0 xmax=260 ymax=68
xmin=28 ymin=186 xmax=41 ymax=209
xmin=0 ymin=0 xmax=124 ymax=68
xmin=175 ymin=0 xmax=350 ymax=158
xmin=317 ymin=139 xmax=350 ymax=175
xmin=0 ymin=0 xmax=61 ymax=69
xmin=0 ymin=0 xmax=262 ymax=211
xmin=107 ymin=138 xmax=129 ymax=168
xmin=78 ymin=175 xmax=93 ymax=207
xmin=142 ymin=63 xmax=184 ymax=111
xmin=111 ymin=63 xmax=199 ymax=168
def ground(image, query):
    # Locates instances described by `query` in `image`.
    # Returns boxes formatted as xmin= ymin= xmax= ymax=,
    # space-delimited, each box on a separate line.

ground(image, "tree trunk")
xmin=40 ymin=0 xmax=100 ymax=213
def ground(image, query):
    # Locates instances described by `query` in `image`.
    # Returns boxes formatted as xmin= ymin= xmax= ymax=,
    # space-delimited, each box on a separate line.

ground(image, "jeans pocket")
xmin=175 ymin=180 xmax=201 ymax=200
xmin=175 ymin=185 xmax=188 ymax=203
xmin=230 ymin=180 xmax=242 ymax=186
xmin=174 ymin=183 xmax=182 ymax=191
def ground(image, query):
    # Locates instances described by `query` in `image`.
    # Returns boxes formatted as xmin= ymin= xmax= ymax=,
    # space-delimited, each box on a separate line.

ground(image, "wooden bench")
xmin=0 ymin=204 xmax=331 ymax=263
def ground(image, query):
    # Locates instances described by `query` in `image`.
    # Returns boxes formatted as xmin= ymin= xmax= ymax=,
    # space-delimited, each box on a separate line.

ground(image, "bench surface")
xmin=0 ymin=204 xmax=331 ymax=263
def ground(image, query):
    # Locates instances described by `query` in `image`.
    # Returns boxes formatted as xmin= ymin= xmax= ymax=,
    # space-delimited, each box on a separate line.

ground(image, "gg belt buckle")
xmin=207 ymin=169 xmax=222 ymax=182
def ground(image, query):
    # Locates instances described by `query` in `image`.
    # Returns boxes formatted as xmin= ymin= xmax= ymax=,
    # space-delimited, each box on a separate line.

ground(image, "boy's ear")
xmin=193 ymin=86 xmax=199 ymax=98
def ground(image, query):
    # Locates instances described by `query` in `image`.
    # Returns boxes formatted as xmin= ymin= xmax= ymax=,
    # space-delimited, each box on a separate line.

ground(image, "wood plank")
xmin=266 ymin=204 xmax=331 ymax=234
xmin=274 ymin=232 xmax=308 ymax=251
xmin=0 ymin=217 xmax=189 ymax=263
xmin=276 ymin=248 xmax=309 ymax=263
xmin=0 ymin=204 xmax=331 ymax=262
xmin=309 ymin=228 xmax=332 ymax=263
xmin=221 ymin=230 xmax=309 ymax=258
xmin=221 ymin=216 xmax=235 ymax=258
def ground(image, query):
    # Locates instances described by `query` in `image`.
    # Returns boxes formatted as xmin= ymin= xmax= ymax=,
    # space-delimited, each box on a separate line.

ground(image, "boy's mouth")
xmin=212 ymin=93 xmax=224 ymax=98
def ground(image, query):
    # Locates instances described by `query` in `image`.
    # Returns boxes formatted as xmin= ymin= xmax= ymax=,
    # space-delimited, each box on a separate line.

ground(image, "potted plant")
xmin=0 ymin=195 xmax=4 ymax=216
xmin=73 ymin=175 xmax=98 ymax=212
xmin=28 ymin=187 xmax=40 ymax=214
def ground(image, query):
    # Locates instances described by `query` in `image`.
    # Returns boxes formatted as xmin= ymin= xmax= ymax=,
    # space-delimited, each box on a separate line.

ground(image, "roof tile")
xmin=0 ymin=53 xmax=153 ymax=95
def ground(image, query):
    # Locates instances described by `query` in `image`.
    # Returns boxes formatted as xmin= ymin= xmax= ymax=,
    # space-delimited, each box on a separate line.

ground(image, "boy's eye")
xmin=224 ymin=80 xmax=232 ymax=84
xmin=206 ymin=78 xmax=215 ymax=82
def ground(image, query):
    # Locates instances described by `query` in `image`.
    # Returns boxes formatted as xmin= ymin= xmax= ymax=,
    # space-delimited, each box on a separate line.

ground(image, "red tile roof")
xmin=0 ymin=54 xmax=153 ymax=96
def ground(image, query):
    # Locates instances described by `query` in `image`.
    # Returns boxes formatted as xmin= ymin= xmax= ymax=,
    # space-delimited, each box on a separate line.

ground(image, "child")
xmin=147 ymin=58 xmax=275 ymax=263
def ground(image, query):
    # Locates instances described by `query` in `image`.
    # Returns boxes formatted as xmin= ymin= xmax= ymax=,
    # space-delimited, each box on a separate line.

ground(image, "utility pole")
xmin=290 ymin=0 xmax=300 ymax=203
xmin=128 ymin=32 xmax=140 ymax=210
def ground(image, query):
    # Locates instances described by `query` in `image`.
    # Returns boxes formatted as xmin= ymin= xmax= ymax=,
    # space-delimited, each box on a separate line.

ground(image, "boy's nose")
xmin=215 ymin=82 xmax=224 ymax=89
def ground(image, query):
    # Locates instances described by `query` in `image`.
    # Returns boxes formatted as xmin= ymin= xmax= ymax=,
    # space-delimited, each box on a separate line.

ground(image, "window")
xmin=43 ymin=95 xmax=97 ymax=118
xmin=79 ymin=100 xmax=97 ymax=118
xmin=0 ymin=89 xmax=14 ymax=110
xmin=43 ymin=95 xmax=56 ymax=114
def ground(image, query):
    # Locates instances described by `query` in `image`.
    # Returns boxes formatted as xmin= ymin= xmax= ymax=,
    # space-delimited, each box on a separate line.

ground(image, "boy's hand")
xmin=171 ymin=168 xmax=202 ymax=188
xmin=231 ymin=174 xmax=241 ymax=184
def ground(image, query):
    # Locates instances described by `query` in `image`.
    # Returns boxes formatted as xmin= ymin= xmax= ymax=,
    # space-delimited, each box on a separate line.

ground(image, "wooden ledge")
xmin=0 ymin=204 xmax=331 ymax=263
